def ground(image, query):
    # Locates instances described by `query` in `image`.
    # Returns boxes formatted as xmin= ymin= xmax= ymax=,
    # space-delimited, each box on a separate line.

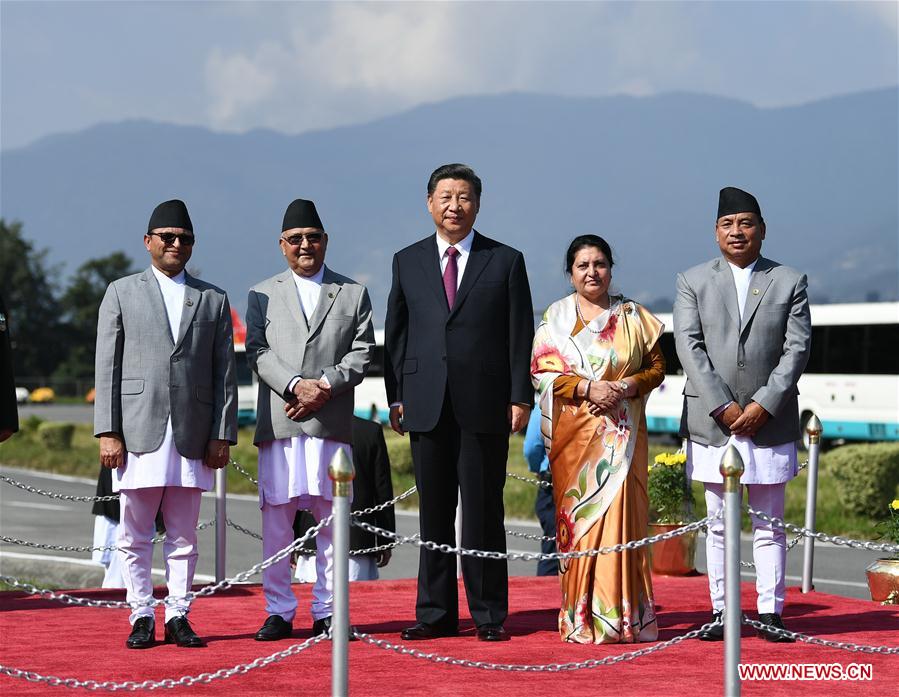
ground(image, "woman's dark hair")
xmin=427 ymin=163 xmax=482 ymax=199
xmin=565 ymin=235 xmax=614 ymax=273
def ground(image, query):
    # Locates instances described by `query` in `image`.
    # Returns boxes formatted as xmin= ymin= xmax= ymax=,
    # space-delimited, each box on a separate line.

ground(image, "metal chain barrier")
xmin=352 ymin=621 xmax=719 ymax=671
xmin=228 ymin=458 xmax=259 ymax=487
xmin=225 ymin=518 xmax=264 ymax=541
xmin=0 ymin=474 xmax=118 ymax=502
xmin=746 ymin=506 xmax=899 ymax=555
xmin=352 ymin=486 xmax=417 ymax=516
xmin=0 ymin=515 xmax=333 ymax=609
xmin=352 ymin=512 xmax=720 ymax=562
xmin=505 ymin=471 xmax=551 ymax=489
xmin=1 ymin=519 xmax=216 ymax=554
xmin=0 ymin=634 xmax=329 ymax=691
xmin=741 ymin=617 xmax=899 ymax=654
xmin=506 ymin=529 xmax=557 ymax=543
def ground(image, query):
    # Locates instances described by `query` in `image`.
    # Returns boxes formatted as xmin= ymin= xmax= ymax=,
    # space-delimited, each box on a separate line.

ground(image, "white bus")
xmin=233 ymin=342 xmax=258 ymax=426
xmin=354 ymin=329 xmax=390 ymax=422
xmin=646 ymin=302 xmax=899 ymax=445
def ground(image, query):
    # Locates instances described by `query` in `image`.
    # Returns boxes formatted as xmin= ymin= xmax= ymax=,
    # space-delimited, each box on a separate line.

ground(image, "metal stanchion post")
xmin=801 ymin=415 xmax=823 ymax=593
xmin=721 ymin=445 xmax=744 ymax=697
xmin=215 ymin=467 xmax=227 ymax=582
xmin=329 ymin=447 xmax=355 ymax=697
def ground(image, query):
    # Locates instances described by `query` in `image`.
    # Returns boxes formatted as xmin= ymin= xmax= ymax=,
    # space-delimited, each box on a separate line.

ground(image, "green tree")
xmin=54 ymin=252 xmax=136 ymax=382
xmin=0 ymin=219 xmax=62 ymax=380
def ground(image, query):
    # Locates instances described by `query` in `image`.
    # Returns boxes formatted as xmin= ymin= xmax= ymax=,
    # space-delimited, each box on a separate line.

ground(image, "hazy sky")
xmin=1 ymin=1 xmax=897 ymax=150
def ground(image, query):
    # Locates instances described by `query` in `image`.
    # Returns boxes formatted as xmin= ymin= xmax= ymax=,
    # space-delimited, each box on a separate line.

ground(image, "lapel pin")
xmin=328 ymin=292 xmax=334 ymax=298
xmin=185 ymin=299 xmax=194 ymax=306
xmin=752 ymin=288 xmax=759 ymax=295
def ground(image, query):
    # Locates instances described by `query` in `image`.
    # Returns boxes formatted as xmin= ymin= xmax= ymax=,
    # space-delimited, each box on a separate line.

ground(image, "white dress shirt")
xmin=687 ymin=257 xmax=797 ymax=485
xmin=291 ymin=265 xmax=324 ymax=324
xmin=113 ymin=266 xmax=212 ymax=492
xmin=435 ymin=229 xmax=475 ymax=289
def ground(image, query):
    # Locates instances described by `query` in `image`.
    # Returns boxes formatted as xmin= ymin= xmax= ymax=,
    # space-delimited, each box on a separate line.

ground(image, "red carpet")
xmin=1 ymin=576 xmax=896 ymax=696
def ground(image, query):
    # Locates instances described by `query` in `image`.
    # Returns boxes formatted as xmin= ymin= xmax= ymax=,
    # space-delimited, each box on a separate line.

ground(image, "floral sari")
xmin=531 ymin=294 xmax=663 ymax=643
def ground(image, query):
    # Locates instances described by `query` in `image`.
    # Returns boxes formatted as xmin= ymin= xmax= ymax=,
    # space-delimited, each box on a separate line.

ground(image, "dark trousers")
xmin=409 ymin=392 xmax=509 ymax=628
xmin=534 ymin=480 xmax=558 ymax=576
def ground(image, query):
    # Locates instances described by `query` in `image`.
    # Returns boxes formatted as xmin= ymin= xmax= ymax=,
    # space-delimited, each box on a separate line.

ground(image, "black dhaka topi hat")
xmin=282 ymin=199 xmax=324 ymax=231
xmin=717 ymin=187 xmax=763 ymax=221
xmin=148 ymin=199 xmax=193 ymax=232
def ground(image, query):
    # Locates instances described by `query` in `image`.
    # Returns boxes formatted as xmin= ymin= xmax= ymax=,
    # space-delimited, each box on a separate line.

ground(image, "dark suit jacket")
xmin=294 ymin=416 xmax=395 ymax=552
xmin=0 ymin=293 xmax=17 ymax=434
xmin=384 ymin=232 xmax=534 ymax=434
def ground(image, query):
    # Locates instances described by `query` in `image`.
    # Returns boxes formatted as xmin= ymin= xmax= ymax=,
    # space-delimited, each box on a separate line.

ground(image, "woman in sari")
xmin=530 ymin=235 xmax=665 ymax=644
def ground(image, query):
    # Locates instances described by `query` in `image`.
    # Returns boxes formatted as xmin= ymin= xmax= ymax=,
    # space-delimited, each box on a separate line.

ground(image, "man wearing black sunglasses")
xmin=94 ymin=199 xmax=238 ymax=650
xmin=246 ymin=198 xmax=374 ymax=642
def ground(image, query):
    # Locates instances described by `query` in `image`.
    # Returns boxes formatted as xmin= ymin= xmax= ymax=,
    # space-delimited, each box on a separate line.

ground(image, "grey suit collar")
xmin=740 ymin=256 xmax=775 ymax=332
xmin=711 ymin=255 xmax=775 ymax=331
xmin=275 ymin=266 xmax=342 ymax=338
xmin=139 ymin=266 xmax=201 ymax=348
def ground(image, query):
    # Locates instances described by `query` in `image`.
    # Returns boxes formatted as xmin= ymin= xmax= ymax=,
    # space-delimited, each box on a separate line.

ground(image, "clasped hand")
xmin=721 ymin=401 xmax=769 ymax=437
xmin=585 ymin=380 xmax=626 ymax=417
xmin=285 ymin=378 xmax=331 ymax=421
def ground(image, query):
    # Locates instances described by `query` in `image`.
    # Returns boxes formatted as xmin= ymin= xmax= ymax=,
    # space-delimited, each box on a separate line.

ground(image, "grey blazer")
xmin=673 ymin=255 xmax=811 ymax=447
xmin=246 ymin=267 xmax=374 ymax=445
xmin=93 ymin=267 xmax=238 ymax=458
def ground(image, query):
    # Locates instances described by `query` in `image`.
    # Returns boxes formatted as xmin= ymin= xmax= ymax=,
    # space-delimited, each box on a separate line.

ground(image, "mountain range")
xmin=2 ymin=87 xmax=896 ymax=322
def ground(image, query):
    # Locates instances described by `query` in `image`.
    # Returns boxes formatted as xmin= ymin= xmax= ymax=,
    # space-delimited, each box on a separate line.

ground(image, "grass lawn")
xmin=0 ymin=420 xmax=886 ymax=539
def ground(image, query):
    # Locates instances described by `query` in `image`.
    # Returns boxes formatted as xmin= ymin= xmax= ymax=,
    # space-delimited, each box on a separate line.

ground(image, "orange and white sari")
xmin=531 ymin=294 xmax=663 ymax=643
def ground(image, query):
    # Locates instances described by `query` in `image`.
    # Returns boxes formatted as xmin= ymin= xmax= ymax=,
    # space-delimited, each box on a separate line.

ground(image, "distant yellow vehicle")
xmin=29 ymin=387 xmax=56 ymax=403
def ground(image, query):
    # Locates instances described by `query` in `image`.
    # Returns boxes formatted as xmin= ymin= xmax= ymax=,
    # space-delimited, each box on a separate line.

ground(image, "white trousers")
xmin=118 ymin=486 xmax=202 ymax=625
xmin=91 ymin=515 xmax=125 ymax=589
xmin=704 ymin=482 xmax=787 ymax=615
xmin=295 ymin=554 xmax=379 ymax=583
xmin=262 ymin=496 xmax=333 ymax=622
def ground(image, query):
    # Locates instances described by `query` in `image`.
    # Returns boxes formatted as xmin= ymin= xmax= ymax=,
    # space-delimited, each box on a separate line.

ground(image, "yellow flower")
xmin=891 ymin=499 xmax=899 ymax=511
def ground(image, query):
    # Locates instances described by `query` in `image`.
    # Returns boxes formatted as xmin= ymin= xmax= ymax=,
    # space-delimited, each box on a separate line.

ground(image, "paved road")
xmin=0 ymin=465 xmax=883 ymax=601
xmin=17 ymin=403 xmax=94 ymax=424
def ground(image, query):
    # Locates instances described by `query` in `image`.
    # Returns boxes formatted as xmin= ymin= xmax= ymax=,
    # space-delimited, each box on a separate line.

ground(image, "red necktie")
xmin=443 ymin=246 xmax=459 ymax=309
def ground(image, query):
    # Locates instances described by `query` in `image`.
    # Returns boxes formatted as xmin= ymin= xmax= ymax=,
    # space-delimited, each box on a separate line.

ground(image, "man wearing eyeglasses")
xmin=94 ymin=199 xmax=238 ymax=650
xmin=246 ymin=198 xmax=374 ymax=641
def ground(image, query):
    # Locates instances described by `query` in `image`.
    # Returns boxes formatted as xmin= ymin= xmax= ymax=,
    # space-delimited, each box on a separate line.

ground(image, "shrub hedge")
xmin=827 ymin=443 xmax=899 ymax=517
xmin=36 ymin=422 xmax=76 ymax=450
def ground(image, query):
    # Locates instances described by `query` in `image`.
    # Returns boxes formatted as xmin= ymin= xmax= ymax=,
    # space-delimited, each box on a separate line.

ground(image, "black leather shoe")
xmin=126 ymin=617 xmax=155 ymax=649
xmin=698 ymin=610 xmax=724 ymax=641
xmin=311 ymin=616 xmax=358 ymax=641
xmin=400 ymin=622 xmax=459 ymax=641
xmin=255 ymin=615 xmax=293 ymax=641
xmin=312 ymin=616 xmax=332 ymax=637
xmin=164 ymin=616 xmax=204 ymax=647
xmin=476 ymin=625 xmax=509 ymax=642
xmin=756 ymin=613 xmax=795 ymax=643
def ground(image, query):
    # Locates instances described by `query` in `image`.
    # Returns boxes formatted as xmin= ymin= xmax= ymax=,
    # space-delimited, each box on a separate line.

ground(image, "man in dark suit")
xmin=293 ymin=415 xmax=396 ymax=580
xmin=674 ymin=186 xmax=811 ymax=642
xmin=385 ymin=163 xmax=534 ymax=642
xmin=0 ymin=292 xmax=18 ymax=442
